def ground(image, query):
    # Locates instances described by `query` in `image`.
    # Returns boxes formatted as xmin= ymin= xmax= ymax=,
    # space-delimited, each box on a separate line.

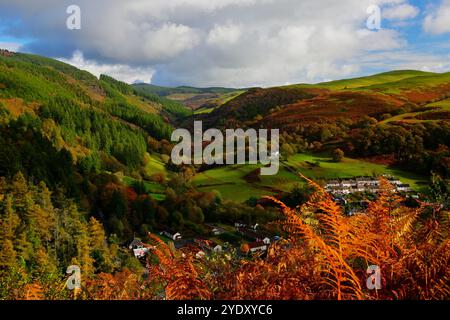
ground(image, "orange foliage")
xmin=40 ymin=177 xmax=445 ymax=301
xmin=147 ymin=234 xmax=211 ymax=300
xmin=144 ymin=177 xmax=449 ymax=300
xmin=84 ymin=269 xmax=153 ymax=300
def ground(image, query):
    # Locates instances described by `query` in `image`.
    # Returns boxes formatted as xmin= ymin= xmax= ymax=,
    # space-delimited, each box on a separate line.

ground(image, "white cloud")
xmin=57 ymin=50 xmax=154 ymax=84
xmin=358 ymin=50 xmax=450 ymax=74
xmin=207 ymin=23 xmax=242 ymax=46
xmin=0 ymin=42 xmax=22 ymax=52
xmin=424 ymin=0 xmax=450 ymax=35
xmin=1 ymin=0 xmax=441 ymax=86
xmin=383 ymin=3 xmax=419 ymax=20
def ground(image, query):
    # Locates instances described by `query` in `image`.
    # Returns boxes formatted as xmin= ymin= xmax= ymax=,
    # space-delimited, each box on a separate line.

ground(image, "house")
xmin=133 ymin=247 xmax=149 ymax=259
xmin=212 ymin=227 xmax=223 ymax=236
xmin=327 ymin=180 xmax=340 ymax=188
xmin=205 ymin=224 xmax=224 ymax=236
xmin=192 ymin=239 xmax=224 ymax=256
xmin=128 ymin=238 xmax=144 ymax=250
xmin=356 ymin=177 xmax=378 ymax=186
xmin=325 ymin=176 xmax=411 ymax=195
xmin=248 ymin=241 xmax=268 ymax=253
xmin=128 ymin=238 xmax=149 ymax=259
xmin=397 ymin=184 xmax=412 ymax=192
xmin=342 ymin=180 xmax=356 ymax=188
xmin=195 ymin=250 xmax=206 ymax=259
xmin=160 ymin=230 xmax=182 ymax=241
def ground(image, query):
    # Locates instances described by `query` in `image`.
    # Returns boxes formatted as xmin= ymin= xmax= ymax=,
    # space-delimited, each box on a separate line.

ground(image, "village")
xmin=128 ymin=222 xmax=283 ymax=261
xmin=324 ymin=175 xmax=413 ymax=195
xmin=127 ymin=175 xmax=418 ymax=261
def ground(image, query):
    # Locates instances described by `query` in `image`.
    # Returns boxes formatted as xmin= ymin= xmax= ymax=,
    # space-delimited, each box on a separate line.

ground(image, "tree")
xmin=89 ymin=217 xmax=114 ymax=272
xmin=281 ymin=143 xmax=295 ymax=159
xmin=0 ymin=195 xmax=19 ymax=268
xmin=332 ymin=148 xmax=345 ymax=162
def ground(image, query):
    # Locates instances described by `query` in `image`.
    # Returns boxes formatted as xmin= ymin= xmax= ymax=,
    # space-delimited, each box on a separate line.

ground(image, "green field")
xmin=145 ymin=153 xmax=168 ymax=176
xmin=316 ymin=70 xmax=435 ymax=91
xmin=192 ymin=164 xmax=273 ymax=201
xmin=123 ymin=175 xmax=166 ymax=201
xmin=381 ymin=98 xmax=450 ymax=124
xmin=286 ymin=70 xmax=436 ymax=91
xmin=192 ymin=153 xmax=428 ymax=202
xmin=285 ymin=153 xmax=426 ymax=189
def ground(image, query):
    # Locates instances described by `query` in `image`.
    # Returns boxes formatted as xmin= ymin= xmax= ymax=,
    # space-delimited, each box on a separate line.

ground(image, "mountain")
xmin=186 ymin=69 xmax=450 ymax=182
xmin=133 ymin=83 xmax=242 ymax=96
xmin=0 ymin=50 xmax=448 ymax=301
xmin=133 ymin=83 xmax=247 ymax=112
xmin=294 ymin=70 xmax=436 ymax=90
xmin=195 ymin=70 xmax=450 ymax=129
xmin=0 ymin=50 xmax=193 ymax=186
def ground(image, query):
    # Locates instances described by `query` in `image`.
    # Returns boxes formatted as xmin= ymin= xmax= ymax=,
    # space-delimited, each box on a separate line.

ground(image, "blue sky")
xmin=0 ymin=0 xmax=449 ymax=87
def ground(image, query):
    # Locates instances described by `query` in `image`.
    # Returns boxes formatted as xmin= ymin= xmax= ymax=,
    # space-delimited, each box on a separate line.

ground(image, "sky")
xmin=0 ymin=0 xmax=449 ymax=87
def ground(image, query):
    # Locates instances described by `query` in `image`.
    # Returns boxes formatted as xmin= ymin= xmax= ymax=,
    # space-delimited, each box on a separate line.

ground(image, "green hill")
xmin=133 ymin=83 xmax=247 ymax=112
xmin=313 ymin=70 xmax=436 ymax=90
xmin=133 ymin=83 xmax=242 ymax=96
xmin=0 ymin=51 xmax=180 ymax=182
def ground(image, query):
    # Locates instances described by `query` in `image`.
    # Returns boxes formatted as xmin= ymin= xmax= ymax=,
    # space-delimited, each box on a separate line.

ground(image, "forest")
xmin=0 ymin=51 xmax=448 ymax=300
xmin=1 ymin=177 xmax=448 ymax=300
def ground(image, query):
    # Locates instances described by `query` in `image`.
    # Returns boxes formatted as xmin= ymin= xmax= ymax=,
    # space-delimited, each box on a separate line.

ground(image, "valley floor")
xmin=192 ymin=153 xmax=427 ymax=202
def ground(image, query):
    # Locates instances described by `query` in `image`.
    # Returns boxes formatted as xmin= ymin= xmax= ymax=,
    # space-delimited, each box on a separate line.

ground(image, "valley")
xmin=0 ymin=49 xmax=448 ymax=300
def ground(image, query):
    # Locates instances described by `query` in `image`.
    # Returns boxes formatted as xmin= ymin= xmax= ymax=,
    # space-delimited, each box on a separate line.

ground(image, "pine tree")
xmin=0 ymin=195 xmax=19 ymax=267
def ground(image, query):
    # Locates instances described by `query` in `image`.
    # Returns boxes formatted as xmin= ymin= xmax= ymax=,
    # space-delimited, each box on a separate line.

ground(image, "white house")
xmin=212 ymin=227 xmax=223 ymax=236
xmin=195 ymin=250 xmax=206 ymax=259
xmin=128 ymin=238 xmax=149 ymax=258
xmin=397 ymin=184 xmax=412 ymax=192
xmin=133 ymin=247 xmax=149 ymax=259
xmin=160 ymin=230 xmax=182 ymax=241
xmin=248 ymin=241 xmax=268 ymax=253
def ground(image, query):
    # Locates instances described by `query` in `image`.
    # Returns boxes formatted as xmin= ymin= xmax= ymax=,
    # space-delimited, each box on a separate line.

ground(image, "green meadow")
xmin=286 ymin=70 xmax=435 ymax=91
xmin=145 ymin=153 xmax=169 ymax=176
xmin=123 ymin=175 xmax=167 ymax=201
xmin=285 ymin=154 xmax=426 ymax=189
xmin=192 ymin=153 xmax=428 ymax=202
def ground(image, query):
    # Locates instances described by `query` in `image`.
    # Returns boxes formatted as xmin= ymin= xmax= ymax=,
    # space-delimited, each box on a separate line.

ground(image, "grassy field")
xmin=286 ymin=70 xmax=435 ymax=91
xmin=145 ymin=153 xmax=168 ymax=176
xmin=358 ymin=71 xmax=450 ymax=92
xmin=123 ymin=175 xmax=166 ymax=201
xmin=192 ymin=164 xmax=273 ymax=201
xmin=285 ymin=153 xmax=426 ymax=189
xmin=192 ymin=153 xmax=428 ymax=202
xmin=315 ymin=70 xmax=435 ymax=91
xmin=381 ymin=98 xmax=450 ymax=124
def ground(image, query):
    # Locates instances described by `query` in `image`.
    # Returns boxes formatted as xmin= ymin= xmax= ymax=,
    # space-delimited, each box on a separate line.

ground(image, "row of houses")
xmin=325 ymin=176 xmax=412 ymax=195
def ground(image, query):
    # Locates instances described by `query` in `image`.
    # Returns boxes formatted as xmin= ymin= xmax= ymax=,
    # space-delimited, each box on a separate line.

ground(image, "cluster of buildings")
xmin=325 ymin=176 xmax=412 ymax=195
xmin=235 ymin=223 xmax=278 ymax=254
xmin=128 ymin=222 xmax=281 ymax=260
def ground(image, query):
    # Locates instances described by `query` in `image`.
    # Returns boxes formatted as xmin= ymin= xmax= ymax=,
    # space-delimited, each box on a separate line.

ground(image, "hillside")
xmin=293 ymin=70 xmax=436 ymax=90
xmin=0 ymin=50 xmax=188 ymax=183
xmin=133 ymin=83 xmax=246 ymax=112
xmin=196 ymin=70 xmax=450 ymax=128
xmin=188 ymin=69 xmax=450 ymax=186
